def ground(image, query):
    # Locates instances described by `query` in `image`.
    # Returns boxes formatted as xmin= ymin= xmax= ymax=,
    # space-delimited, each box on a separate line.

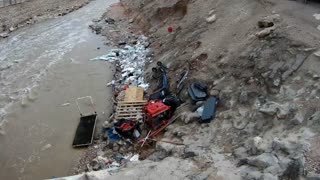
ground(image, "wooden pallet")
xmin=115 ymin=101 xmax=147 ymax=120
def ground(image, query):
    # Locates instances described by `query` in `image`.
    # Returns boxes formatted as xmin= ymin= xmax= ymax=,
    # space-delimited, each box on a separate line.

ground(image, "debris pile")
xmin=92 ymin=35 xmax=150 ymax=91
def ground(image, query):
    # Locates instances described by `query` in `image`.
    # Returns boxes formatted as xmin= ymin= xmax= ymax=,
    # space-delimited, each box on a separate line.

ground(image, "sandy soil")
xmin=0 ymin=0 xmax=90 ymax=34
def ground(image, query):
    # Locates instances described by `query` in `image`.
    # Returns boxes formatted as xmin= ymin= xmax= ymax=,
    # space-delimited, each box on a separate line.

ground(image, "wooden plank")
xmin=116 ymin=109 xmax=144 ymax=113
xmin=124 ymin=86 xmax=144 ymax=102
xmin=118 ymin=102 xmax=147 ymax=106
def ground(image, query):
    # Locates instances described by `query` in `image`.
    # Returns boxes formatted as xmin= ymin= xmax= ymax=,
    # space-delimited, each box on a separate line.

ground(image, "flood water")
xmin=0 ymin=0 xmax=118 ymax=179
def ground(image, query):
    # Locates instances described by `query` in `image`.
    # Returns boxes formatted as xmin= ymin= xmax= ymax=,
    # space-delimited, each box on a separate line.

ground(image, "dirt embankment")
xmin=82 ymin=0 xmax=320 ymax=179
xmin=0 ymin=0 xmax=90 ymax=36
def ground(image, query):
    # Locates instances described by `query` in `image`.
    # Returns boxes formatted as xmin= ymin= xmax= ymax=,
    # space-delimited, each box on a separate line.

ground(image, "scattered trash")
xmin=114 ymin=119 xmax=141 ymax=140
xmin=41 ymin=143 xmax=52 ymax=151
xmin=61 ymin=102 xmax=70 ymax=107
xmin=92 ymin=36 xmax=150 ymax=90
xmin=105 ymin=127 xmax=120 ymax=142
xmin=149 ymin=62 xmax=170 ymax=100
xmin=313 ymin=13 xmax=320 ymax=20
xmin=199 ymin=96 xmax=219 ymax=123
xmin=188 ymin=82 xmax=208 ymax=102
xmin=176 ymin=69 xmax=188 ymax=93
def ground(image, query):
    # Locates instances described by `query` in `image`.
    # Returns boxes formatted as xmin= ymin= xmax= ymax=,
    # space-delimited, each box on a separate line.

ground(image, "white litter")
xmin=92 ymin=36 xmax=150 ymax=90
xmin=313 ymin=13 xmax=320 ymax=20
xmin=129 ymin=154 xmax=139 ymax=162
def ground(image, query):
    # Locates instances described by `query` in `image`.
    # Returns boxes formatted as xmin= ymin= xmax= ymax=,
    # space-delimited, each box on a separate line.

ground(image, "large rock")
xmin=262 ymin=173 xmax=279 ymax=180
xmin=272 ymin=138 xmax=310 ymax=157
xmin=258 ymin=102 xmax=293 ymax=119
xmin=247 ymin=153 xmax=279 ymax=169
xmin=281 ymin=158 xmax=305 ymax=180
xmin=233 ymin=147 xmax=248 ymax=159
xmin=240 ymin=166 xmax=263 ymax=180
xmin=291 ymin=109 xmax=306 ymax=125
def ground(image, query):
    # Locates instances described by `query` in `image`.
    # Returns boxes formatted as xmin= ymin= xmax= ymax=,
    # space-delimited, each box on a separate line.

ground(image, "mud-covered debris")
xmin=105 ymin=17 xmax=115 ymax=24
xmin=247 ymin=153 xmax=279 ymax=169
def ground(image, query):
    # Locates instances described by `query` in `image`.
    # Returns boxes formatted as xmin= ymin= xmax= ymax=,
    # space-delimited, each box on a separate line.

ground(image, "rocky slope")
xmin=78 ymin=0 xmax=320 ymax=179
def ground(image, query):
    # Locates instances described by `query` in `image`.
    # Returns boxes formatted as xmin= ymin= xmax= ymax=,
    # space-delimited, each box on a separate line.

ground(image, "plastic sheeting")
xmin=92 ymin=36 xmax=150 ymax=90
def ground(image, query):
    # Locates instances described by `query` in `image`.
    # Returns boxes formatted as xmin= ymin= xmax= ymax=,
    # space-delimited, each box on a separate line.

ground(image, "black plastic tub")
xmin=72 ymin=114 xmax=97 ymax=147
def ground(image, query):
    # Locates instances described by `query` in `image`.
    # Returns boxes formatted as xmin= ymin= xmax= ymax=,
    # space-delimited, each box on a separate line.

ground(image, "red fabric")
xmin=120 ymin=123 xmax=133 ymax=131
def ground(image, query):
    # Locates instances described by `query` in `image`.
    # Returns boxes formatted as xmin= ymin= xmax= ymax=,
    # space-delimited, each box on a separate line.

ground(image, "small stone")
xmin=208 ymin=88 xmax=219 ymax=96
xmin=9 ymin=27 xmax=15 ymax=32
xmin=233 ymin=147 xmax=248 ymax=159
xmin=0 ymin=32 xmax=9 ymax=38
xmin=208 ymin=9 xmax=215 ymax=16
xmin=256 ymin=26 xmax=276 ymax=38
xmin=206 ymin=14 xmax=217 ymax=23
xmin=314 ymin=50 xmax=320 ymax=57
xmin=313 ymin=74 xmax=320 ymax=80
xmin=239 ymin=91 xmax=248 ymax=104
xmin=247 ymin=153 xmax=279 ymax=169
xmin=128 ymin=18 xmax=134 ymax=23
xmin=291 ymin=110 xmax=306 ymax=125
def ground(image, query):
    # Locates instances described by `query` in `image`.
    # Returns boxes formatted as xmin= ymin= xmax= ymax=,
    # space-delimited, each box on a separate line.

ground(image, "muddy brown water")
xmin=0 ymin=0 xmax=118 ymax=179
